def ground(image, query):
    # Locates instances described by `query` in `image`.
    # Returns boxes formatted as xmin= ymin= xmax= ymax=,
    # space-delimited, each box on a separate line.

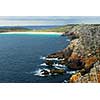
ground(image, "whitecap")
xmin=40 ymin=63 xmax=48 ymax=66
xmin=46 ymin=58 xmax=58 ymax=61
xmin=63 ymin=80 xmax=68 ymax=83
xmin=40 ymin=56 xmax=46 ymax=60
xmin=34 ymin=68 xmax=51 ymax=77
xmin=53 ymin=63 xmax=66 ymax=67
xmin=40 ymin=56 xmax=64 ymax=61
xmin=46 ymin=58 xmax=64 ymax=61
xmin=66 ymin=39 xmax=70 ymax=42
xmin=59 ymin=58 xmax=65 ymax=61
xmin=66 ymin=71 xmax=76 ymax=74
xmin=54 ymin=66 xmax=62 ymax=69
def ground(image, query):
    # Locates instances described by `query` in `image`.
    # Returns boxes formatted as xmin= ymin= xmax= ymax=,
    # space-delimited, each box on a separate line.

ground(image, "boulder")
xmin=50 ymin=69 xmax=65 ymax=75
xmin=84 ymin=56 xmax=97 ymax=69
xmin=79 ymin=68 xmax=87 ymax=75
xmin=59 ymin=59 xmax=67 ymax=65
xmin=66 ymin=53 xmax=84 ymax=70
xmin=47 ymin=51 xmax=64 ymax=59
xmin=69 ymin=72 xmax=81 ymax=83
xmin=40 ymin=69 xmax=66 ymax=76
xmin=41 ymin=70 xmax=49 ymax=76
xmin=45 ymin=60 xmax=53 ymax=66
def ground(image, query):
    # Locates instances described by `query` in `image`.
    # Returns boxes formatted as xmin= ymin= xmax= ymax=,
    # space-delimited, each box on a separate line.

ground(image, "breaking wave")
xmin=66 ymin=71 xmax=76 ymax=74
xmin=66 ymin=39 xmax=70 ymax=42
xmin=53 ymin=63 xmax=66 ymax=67
xmin=40 ymin=63 xmax=48 ymax=66
xmin=34 ymin=68 xmax=51 ymax=77
xmin=40 ymin=56 xmax=46 ymax=60
xmin=40 ymin=56 xmax=64 ymax=61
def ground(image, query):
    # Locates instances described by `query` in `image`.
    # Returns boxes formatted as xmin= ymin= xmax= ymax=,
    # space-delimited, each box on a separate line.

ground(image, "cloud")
xmin=0 ymin=16 xmax=100 ymax=26
xmin=0 ymin=20 xmax=67 ymax=26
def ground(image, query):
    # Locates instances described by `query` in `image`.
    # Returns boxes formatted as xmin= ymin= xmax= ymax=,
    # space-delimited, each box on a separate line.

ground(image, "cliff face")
xmin=69 ymin=25 xmax=100 ymax=83
xmin=45 ymin=24 xmax=100 ymax=83
xmin=70 ymin=61 xmax=100 ymax=83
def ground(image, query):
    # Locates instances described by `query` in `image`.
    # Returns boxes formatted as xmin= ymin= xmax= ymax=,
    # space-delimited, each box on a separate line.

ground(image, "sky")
xmin=0 ymin=16 xmax=100 ymax=26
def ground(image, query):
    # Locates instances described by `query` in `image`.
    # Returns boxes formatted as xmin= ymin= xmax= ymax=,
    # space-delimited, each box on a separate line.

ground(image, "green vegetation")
xmin=32 ymin=24 xmax=79 ymax=32
xmin=0 ymin=27 xmax=33 ymax=33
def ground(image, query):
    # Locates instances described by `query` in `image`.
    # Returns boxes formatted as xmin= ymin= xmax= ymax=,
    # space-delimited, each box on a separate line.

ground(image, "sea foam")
xmin=34 ymin=68 xmax=51 ymax=77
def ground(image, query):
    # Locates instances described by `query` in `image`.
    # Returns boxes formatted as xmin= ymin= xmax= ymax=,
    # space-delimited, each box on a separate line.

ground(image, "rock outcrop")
xmin=69 ymin=61 xmax=100 ymax=83
xmin=47 ymin=51 xmax=64 ymax=59
xmin=45 ymin=25 xmax=100 ymax=83
xmin=50 ymin=69 xmax=65 ymax=75
xmin=40 ymin=69 xmax=66 ymax=76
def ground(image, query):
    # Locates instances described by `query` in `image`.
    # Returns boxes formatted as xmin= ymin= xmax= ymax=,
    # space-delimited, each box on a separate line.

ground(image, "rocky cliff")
xmin=45 ymin=24 xmax=100 ymax=83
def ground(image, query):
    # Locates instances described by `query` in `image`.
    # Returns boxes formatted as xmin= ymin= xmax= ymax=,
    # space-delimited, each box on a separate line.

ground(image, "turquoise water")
xmin=0 ymin=33 xmax=71 ymax=83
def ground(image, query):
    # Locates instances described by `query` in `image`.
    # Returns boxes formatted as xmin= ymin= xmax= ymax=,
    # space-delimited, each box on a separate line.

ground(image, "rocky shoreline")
xmin=44 ymin=25 xmax=100 ymax=83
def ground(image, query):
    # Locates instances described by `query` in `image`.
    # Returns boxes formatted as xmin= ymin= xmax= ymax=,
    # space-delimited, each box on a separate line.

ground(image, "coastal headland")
xmin=43 ymin=24 xmax=100 ymax=83
xmin=1 ymin=24 xmax=100 ymax=83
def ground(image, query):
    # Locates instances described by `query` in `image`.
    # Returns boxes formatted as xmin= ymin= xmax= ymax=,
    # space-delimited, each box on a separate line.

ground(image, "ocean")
xmin=0 ymin=33 xmax=72 ymax=83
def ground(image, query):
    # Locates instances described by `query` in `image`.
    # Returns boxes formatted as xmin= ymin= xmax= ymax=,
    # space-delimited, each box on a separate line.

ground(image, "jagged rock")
xmin=79 ymin=68 xmax=87 ymax=75
xmin=66 ymin=53 xmax=84 ymax=70
xmin=50 ymin=69 xmax=65 ymax=75
xmin=45 ymin=60 xmax=53 ymax=66
xmin=47 ymin=46 xmax=73 ymax=66
xmin=64 ymin=31 xmax=79 ymax=40
xmin=68 ymin=39 xmax=79 ymax=50
xmin=59 ymin=59 xmax=67 ymax=65
xmin=63 ymin=47 xmax=73 ymax=58
xmin=44 ymin=25 xmax=100 ymax=83
xmin=41 ymin=70 xmax=50 ymax=76
xmin=69 ymin=72 xmax=81 ymax=83
xmin=40 ymin=69 xmax=66 ymax=76
xmin=70 ymin=62 xmax=100 ymax=83
xmin=84 ymin=56 xmax=97 ymax=69
xmin=47 ymin=51 xmax=64 ymax=59
xmin=66 ymin=60 xmax=84 ymax=70
xmin=80 ymin=74 xmax=90 ymax=83
xmin=59 ymin=47 xmax=73 ymax=65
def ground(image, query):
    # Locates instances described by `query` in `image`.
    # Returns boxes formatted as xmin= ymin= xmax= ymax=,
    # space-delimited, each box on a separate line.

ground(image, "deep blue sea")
xmin=0 ymin=33 xmax=72 ymax=83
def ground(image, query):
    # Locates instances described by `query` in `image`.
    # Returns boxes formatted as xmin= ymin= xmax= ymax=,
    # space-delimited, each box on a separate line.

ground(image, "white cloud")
xmin=0 ymin=20 xmax=66 ymax=26
xmin=0 ymin=16 xmax=100 ymax=26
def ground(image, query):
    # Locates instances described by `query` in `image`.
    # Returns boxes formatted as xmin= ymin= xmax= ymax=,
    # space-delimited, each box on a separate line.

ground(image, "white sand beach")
xmin=0 ymin=32 xmax=63 ymax=35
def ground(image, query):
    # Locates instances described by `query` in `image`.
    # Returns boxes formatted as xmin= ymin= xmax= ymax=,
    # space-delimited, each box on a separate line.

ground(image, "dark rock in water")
xmin=41 ymin=69 xmax=49 ymax=76
xmin=40 ymin=69 xmax=66 ymax=76
xmin=47 ymin=47 xmax=73 ymax=66
xmin=50 ymin=69 xmax=65 ymax=75
xmin=59 ymin=59 xmax=67 ymax=65
xmin=45 ymin=60 xmax=53 ymax=66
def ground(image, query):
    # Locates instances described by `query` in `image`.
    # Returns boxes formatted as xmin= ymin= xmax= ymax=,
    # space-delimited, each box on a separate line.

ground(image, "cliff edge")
xmin=46 ymin=24 xmax=100 ymax=83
